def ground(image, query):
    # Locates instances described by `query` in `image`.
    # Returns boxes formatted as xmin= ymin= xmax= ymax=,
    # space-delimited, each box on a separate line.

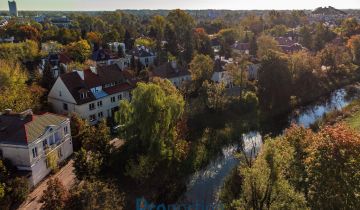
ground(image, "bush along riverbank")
xmin=219 ymin=84 xmax=360 ymax=209
xmin=311 ymin=83 xmax=360 ymax=130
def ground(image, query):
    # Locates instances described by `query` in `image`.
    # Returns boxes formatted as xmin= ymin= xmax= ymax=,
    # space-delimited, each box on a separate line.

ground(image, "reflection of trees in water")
xmin=183 ymin=88 xmax=358 ymax=206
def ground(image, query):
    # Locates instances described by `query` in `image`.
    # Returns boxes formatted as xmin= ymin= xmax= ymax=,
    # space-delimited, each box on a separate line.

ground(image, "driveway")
xmin=18 ymin=160 xmax=76 ymax=210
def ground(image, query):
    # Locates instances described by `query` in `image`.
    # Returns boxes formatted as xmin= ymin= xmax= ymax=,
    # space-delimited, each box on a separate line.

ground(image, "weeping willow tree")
xmin=115 ymin=78 xmax=188 ymax=183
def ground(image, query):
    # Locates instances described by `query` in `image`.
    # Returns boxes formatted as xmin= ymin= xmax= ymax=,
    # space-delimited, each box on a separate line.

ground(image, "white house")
xmin=48 ymin=64 xmax=133 ymax=125
xmin=0 ymin=109 xmax=73 ymax=186
xmin=211 ymin=56 xmax=234 ymax=88
xmin=248 ymin=63 xmax=261 ymax=80
xmin=151 ymin=61 xmax=191 ymax=88
xmin=130 ymin=45 xmax=156 ymax=68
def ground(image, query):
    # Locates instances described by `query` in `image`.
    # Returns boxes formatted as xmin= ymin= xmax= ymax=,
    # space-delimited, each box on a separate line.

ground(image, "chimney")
xmin=75 ymin=70 xmax=84 ymax=80
xmin=90 ymin=66 xmax=97 ymax=75
xmin=170 ymin=60 xmax=177 ymax=69
xmin=20 ymin=109 xmax=33 ymax=120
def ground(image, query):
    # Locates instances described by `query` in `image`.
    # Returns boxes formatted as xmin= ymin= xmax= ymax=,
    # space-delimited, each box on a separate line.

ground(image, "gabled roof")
xmin=92 ymin=48 xmax=123 ymax=62
xmin=232 ymin=42 xmax=250 ymax=51
xmin=130 ymin=46 xmax=155 ymax=57
xmin=0 ymin=111 xmax=68 ymax=145
xmin=59 ymin=64 xmax=134 ymax=105
xmin=152 ymin=62 xmax=190 ymax=79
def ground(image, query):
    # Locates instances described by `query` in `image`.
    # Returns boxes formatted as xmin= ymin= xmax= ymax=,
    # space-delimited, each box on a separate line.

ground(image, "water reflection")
xmin=184 ymin=88 xmax=358 ymax=205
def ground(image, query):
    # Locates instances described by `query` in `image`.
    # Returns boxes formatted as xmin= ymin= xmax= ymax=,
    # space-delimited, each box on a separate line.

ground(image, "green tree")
xmin=189 ymin=54 xmax=214 ymax=90
xmin=66 ymin=40 xmax=91 ymax=63
xmin=194 ymin=28 xmax=213 ymax=57
xmin=73 ymin=148 xmax=103 ymax=180
xmin=102 ymin=30 xmax=120 ymax=45
xmin=149 ymin=15 xmax=167 ymax=51
xmin=249 ymin=35 xmax=258 ymax=57
xmin=167 ymin=9 xmax=195 ymax=63
xmin=258 ymin=51 xmax=292 ymax=115
xmin=306 ymin=124 xmax=360 ymax=209
xmin=0 ymin=160 xmax=7 ymax=200
xmin=201 ymin=80 xmax=228 ymax=111
xmin=299 ymin=26 xmax=312 ymax=49
xmin=347 ymin=35 xmax=360 ymax=65
xmin=256 ymin=34 xmax=281 ymax=59
xmin=40 ymin=178 xmax=68 ymax=210
xmin=0 ymin=60 xmax=44 ymax=112
xmin=41 ymin=62 xmax=56 ymax=91
xmin=234 ymin=137 xmax=308 ymax=210
xmin=66 ymin=181 xmax=124 ymax=210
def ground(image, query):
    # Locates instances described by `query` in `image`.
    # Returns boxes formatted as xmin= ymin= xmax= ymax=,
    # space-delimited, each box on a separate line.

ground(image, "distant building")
xmin=212 ymin=56 xmax=235 ymax=88
xmin=151 ymin=61 xmax=191 ymax=88
xmin=48 ymin=65 xmax=134 ymax=125
xmin=92 ymin=47 xmax=131 ymax=70
xmin=129 ymin=46 xmax=156 ymax=68
xmin=0 ymin=109 xmax=73 ymax=186
xmin=8 ymin=1 xmax=18 ymax=17
xmin=232 ymin=42 xmax=250 ymax=55
xmin=50 ymin=16 xmax=71 ymax=28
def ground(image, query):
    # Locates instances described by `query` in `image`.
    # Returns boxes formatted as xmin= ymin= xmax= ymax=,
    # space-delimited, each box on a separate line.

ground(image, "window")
xmin=145 ymin=58 xmax=149 ymax=63
xmin=32 ymin=147 xmax=38 ymax=158
xmin=63 ymin=103 xmax=68 ymax=111
xmin=89 ymin=103 xmax=95 ymax=110
xmin=80 ymin=92 xmax=87 ymax=99
xmin=111 ymin=97 xmax=116 ymax=103
xmin=97 ymin=101 xmax=103 ymax=107
xmin=59 ymin=91 xmax=62 ymax=97
xmin=98 ymin=112 xmax=103 ymax=118
xmin=42 ymin=139 xmax=48 ymax=150
xmin=89 ymin=114 xmax=96 ymax=122
xmin=118 ymin=94 xmax=122 ymax=100
xmin=64 ymin=126 xmax=68 ymax=134
xmin=58 ymin=148 xmax=63 ymax=158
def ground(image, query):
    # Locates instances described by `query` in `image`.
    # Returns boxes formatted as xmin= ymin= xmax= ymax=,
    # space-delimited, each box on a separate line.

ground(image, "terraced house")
xmin=48 ymin=64 xmax=133 ymax=124
xmin=0 ymin=109 xmax=73 ymax=186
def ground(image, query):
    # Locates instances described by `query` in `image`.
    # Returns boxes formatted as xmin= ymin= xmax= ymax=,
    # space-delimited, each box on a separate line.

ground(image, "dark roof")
xmin=232 ymin=42 xmax=250 ymax=51
xmin=275 ymin=37 xmax=296 ymax=46
xmin=59 ymin=64 xmax=134 ymax=105
xmin=213 ymin=57 xmax=233 ymax=72
xmin=280 ymin=43 xmax=304 ymax=53
xmin=92 ymin=48 xmax=121 ymax=62
xmin=152 ymin=62 xmax=190 ymax=79
xmin=130 ymin=46 xmax=155 ymax=57
xmin=0 ymin=111 xmax=68 ymax=145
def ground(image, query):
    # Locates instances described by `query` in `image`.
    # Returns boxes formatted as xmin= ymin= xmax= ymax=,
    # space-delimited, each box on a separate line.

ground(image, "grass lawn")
xmin=345 ymin=110 xmax=360 ymax=131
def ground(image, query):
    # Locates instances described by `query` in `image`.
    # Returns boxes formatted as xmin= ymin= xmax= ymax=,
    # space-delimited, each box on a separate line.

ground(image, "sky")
xmin=1 ymin=0 xmax=360 ymax=11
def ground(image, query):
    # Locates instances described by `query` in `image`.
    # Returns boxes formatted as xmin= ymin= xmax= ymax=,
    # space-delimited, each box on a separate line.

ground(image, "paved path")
xmin=18 ymin=160 xmax=76 ymax=210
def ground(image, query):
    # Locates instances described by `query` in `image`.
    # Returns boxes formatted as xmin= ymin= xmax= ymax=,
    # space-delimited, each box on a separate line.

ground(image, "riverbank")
xmin=185 ymin=84 xmax=360 ymax=207
xmin=311 ymin=83 xmax=360 ymax=130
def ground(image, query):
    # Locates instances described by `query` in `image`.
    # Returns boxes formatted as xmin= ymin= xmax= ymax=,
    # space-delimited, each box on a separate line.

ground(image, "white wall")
xmin=212 ymin=71 xmax=232 ymax=87
xmin=48 ymin=78 xmax=77 ymax=114
xmin=169 ymin=75 xmax=191 ymax=88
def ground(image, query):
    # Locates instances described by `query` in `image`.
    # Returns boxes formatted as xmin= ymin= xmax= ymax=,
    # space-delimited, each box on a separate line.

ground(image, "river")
xmin=183 ymin=88 xmax=358 ymax=206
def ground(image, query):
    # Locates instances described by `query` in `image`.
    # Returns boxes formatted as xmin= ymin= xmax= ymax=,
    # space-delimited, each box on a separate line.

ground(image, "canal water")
xmin=184 ymin=88 xmax=358 ymax=206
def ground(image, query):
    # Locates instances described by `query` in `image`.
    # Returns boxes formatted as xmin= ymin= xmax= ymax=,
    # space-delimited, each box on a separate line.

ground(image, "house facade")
xmin=130 ymin=46 xmax=156 ymax=68
xmin=48 ymin=64 xmax=133 ymax=125
xmin=92 ymin=48 xmax=131 ymax=71
xmin=0 ymin=109 xmax=73 ymax=186
xmin=212 ymin=56 xmax=234 ymax=87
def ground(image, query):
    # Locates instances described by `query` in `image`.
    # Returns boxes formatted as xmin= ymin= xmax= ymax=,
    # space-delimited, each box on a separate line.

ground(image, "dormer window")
xmin=80 ymin=92 xmax=87 ymax=99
